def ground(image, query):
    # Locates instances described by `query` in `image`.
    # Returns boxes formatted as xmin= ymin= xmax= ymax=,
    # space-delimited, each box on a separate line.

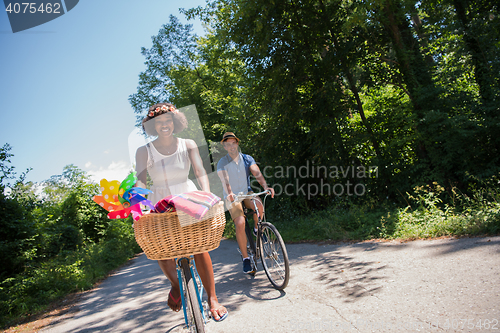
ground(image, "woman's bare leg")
xmin=158 ymin=259 xmax=182 ymax=311
xmin=193 ymin=252 xmax=227 ymax=320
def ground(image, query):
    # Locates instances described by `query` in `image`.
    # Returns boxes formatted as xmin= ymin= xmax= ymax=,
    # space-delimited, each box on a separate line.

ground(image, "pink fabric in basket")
xmin=153 ymin=191 xmax=220 ymax=220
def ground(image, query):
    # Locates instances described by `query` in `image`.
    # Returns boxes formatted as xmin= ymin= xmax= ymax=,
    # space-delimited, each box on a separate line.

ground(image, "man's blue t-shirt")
xmin=217 ymin=153 xmax=256 ymax=197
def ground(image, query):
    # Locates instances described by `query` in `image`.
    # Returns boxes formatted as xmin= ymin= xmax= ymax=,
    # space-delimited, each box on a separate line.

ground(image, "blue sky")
xmin=0 ymin=0 xmax=207 ymax=184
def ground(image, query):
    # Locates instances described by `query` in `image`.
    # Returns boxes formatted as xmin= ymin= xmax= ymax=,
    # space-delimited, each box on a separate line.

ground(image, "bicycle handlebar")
xmin=232 ymin=189 xmax=271 ymax=203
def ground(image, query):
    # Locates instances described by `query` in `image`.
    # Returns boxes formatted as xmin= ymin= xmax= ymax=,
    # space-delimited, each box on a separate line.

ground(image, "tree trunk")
xmin=453 ymin=0 xmax=495 ymax=104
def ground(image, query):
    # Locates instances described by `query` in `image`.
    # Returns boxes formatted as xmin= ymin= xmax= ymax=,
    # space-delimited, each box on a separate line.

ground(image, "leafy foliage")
xmin=0 ymin=144 xmax=37 ymax=281
xmin=273 ymin=178 xmax=500 ymax=243
xmin=392 ymin=181 xmax=500 ymax=238
xmin=130 ymin=0 xmax=500 ymax=218
xmin=0 ymin=147 xmax=141 ymax=327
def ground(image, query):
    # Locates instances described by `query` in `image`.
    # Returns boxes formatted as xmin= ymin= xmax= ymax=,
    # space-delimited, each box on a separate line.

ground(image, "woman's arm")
xmin=186 ymin=139 xmax=210 ymax=192
xmin=135 ymin=145 xmax=148 ymax=188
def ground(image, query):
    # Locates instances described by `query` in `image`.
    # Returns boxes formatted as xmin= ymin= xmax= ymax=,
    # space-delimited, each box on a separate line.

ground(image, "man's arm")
xmin=217 ymin=169 xmax=235 ymax=201
xmin=249 ymin=164 xmax=275 ymax=198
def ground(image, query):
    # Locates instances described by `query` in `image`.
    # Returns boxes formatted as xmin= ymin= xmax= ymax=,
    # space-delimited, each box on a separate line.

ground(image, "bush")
xmin=0 ymin=218 xmax=141 ymax=327
xmin=0 ymin=196 xmax=37 ymax=281
xmin=273 ymin=179 xmax=500 ymax=243
xmin=0 ymin=155 xmax=142 ymax=328
xmin=274 ymin=199 xmax=398 ymax=242
xmin=392 ymin=182 xmax=500 ymax=239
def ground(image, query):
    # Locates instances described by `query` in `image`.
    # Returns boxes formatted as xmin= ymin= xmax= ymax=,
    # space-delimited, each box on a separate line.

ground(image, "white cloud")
xmin=87 ymin=160 xmax=133 ymax=184
xmin=83 ymin=128 xmax=150 ymax=185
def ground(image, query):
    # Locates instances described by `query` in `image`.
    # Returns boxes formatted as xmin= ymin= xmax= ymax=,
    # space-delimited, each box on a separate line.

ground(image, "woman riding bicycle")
xmin=135 ymin=103 xmax=227 ymax=321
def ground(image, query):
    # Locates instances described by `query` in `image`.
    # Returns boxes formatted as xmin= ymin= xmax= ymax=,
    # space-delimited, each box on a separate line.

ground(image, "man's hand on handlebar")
xmin=264 ymin=187 xmax=275 ymax=198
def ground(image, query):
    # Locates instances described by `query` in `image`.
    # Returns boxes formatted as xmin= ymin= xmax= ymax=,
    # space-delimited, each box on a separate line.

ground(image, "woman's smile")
xmin=154 ymin=113 xmax=174 ymax=136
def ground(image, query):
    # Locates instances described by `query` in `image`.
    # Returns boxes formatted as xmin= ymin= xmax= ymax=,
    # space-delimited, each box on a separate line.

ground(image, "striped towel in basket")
xmin=153 ymin=191 xmax=221 ymax=220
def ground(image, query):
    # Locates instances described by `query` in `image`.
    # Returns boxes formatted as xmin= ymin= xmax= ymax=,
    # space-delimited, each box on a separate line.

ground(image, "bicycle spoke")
xmin=264 ymin=247 xmax=287 ymax=279
xmin=263 ymin=239 xmax=286 ymax=279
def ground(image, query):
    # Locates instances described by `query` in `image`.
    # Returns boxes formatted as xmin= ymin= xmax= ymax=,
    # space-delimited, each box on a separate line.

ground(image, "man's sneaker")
xmin=242 ymin=258 xmax=254 ymax=274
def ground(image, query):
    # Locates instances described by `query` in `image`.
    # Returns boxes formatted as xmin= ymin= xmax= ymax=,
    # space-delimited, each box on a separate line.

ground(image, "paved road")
xmin=41 ymin=236 xmax=500 ymax=332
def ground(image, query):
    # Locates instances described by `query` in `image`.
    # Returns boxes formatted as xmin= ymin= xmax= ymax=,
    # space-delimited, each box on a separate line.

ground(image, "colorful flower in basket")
xmin=92 ymin=171 xmax=154 ymax=221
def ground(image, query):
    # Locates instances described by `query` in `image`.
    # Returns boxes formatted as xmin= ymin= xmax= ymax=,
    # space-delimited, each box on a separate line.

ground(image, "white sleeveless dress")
xmin=145 ymin=138 xmax=198 ymax=205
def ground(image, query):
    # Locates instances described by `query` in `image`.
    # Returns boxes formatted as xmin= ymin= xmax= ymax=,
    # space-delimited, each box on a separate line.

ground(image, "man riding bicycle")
xmin=216 ymin=132 xmax=275 ymax=274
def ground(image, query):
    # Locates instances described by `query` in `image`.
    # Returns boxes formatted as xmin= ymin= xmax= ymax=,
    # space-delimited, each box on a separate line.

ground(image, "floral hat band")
xmin=148 ymin=105 xmax=179 ymax=118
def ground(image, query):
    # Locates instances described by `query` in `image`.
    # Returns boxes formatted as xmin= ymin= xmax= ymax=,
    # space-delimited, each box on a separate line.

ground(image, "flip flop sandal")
xmin=168 ymin=290 xmax=182 ymax=312
xmin=210 ymin=306 xmax=228 ymax=322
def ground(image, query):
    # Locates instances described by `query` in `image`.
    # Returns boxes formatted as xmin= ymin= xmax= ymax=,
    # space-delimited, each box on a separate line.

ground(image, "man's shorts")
xmin=225 ymin=192 xmax=263 ymax=220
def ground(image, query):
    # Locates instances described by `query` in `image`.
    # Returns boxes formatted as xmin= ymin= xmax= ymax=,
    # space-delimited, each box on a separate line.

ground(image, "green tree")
xmin=129 ymin=14 xmax=254 ymax=144
xmin=421 ymin=0 xmax=500 ymax=181
xmin=131 ymin=0 xmax=500 ymax=210
xmin=37 ymin=165 xmax=109 ymax=255
xmin=0 ymin=144 xmax=37 ymax=280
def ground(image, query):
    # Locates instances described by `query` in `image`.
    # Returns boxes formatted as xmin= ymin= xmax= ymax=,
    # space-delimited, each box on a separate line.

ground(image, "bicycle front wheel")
xmin=259 ymin=222 xmax=290 ymax=290
xmin=179 ymin=258 xmax=206 ymax=333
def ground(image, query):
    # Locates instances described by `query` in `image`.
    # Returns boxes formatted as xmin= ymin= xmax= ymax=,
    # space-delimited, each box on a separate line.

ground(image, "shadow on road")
xmin=43 ymin=238 xmax=288 ymax=332
xmin=46 ymin=254 xmax=175 ymax=332
xmin=420 ymin=236 xmax=500 ymax=255
xmin=208 ymin=239 xmax=288 ymax=309
xmin=285 ymin=242 xmax=387 ymax=303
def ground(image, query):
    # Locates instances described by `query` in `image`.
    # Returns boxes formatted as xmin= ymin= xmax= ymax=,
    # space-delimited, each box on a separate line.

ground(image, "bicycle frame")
xmin=238 ymin=190 xmax=269 ymax=224
xmin=236 ymin=190 xmax=270 ymax=265
xmin=176 ymin=256 xmax=207 ymax=328
xmin=246 ymin=199 xmax=262 ymax=252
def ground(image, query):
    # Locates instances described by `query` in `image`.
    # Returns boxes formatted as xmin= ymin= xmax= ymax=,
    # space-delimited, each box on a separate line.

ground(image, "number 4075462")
xmin=5 ymin=2 xmax=61 ymax=14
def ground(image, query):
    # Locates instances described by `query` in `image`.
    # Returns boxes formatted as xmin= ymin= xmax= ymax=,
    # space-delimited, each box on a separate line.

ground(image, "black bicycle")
xmin=234 ymin=190 xmax=290 ymax=290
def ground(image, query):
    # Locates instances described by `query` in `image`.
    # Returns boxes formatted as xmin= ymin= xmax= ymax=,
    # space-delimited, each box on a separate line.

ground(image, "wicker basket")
xmin=133 ymin=201 xmax=226 ymax=260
